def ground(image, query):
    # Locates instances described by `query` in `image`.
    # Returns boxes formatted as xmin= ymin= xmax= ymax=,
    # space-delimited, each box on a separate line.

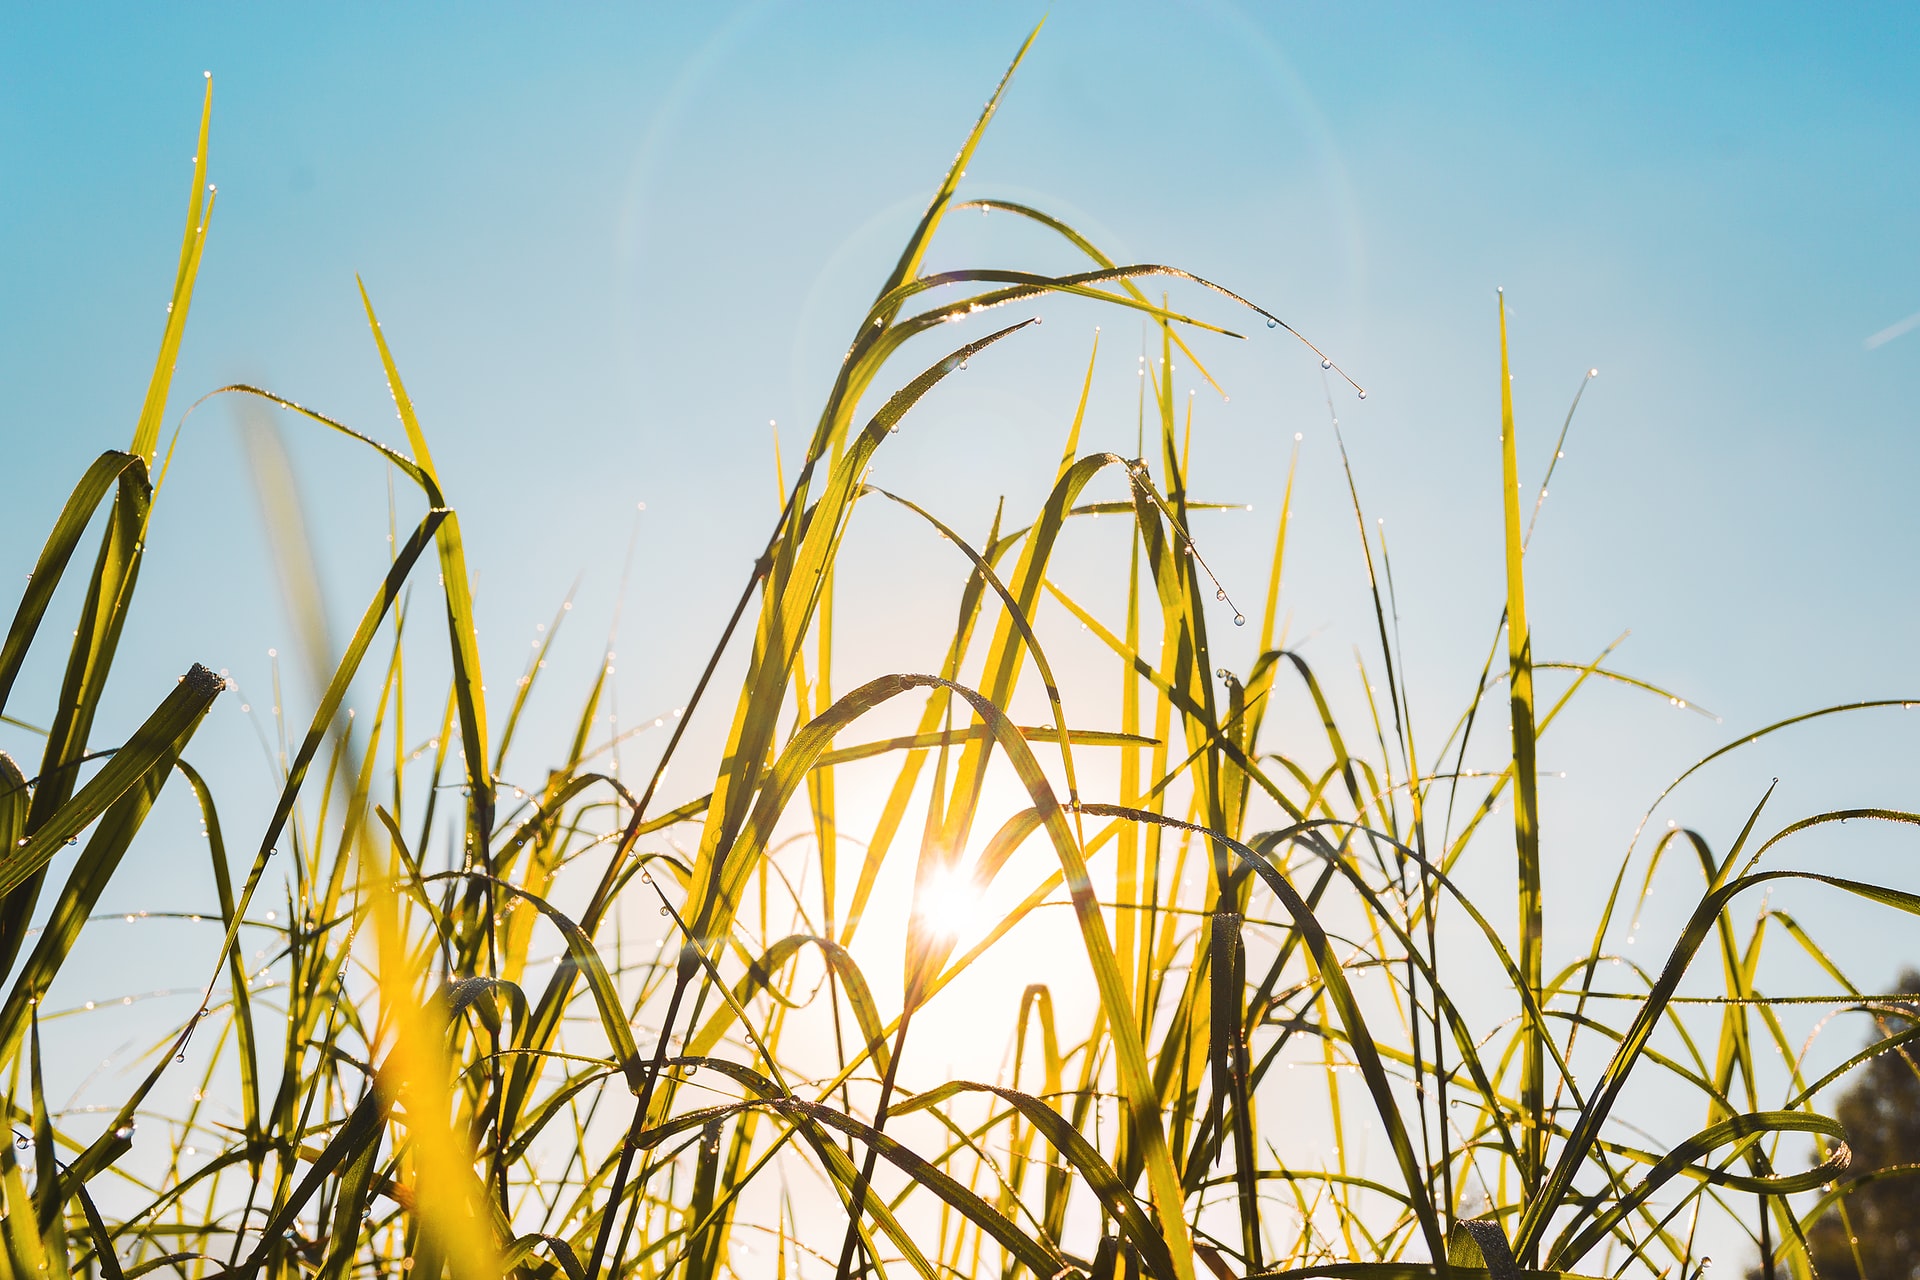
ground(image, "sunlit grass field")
xmin=3 ymin=34 xmax=1916 ymax=1280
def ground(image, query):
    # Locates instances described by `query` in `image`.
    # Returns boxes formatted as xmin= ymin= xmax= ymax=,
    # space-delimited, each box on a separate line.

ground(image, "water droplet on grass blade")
xmin=1265 ymin=318 xmax=1277 ymax=328
xmin=1215 ymin=589 xmax=1226 ymax=600
xmin=1357 ymin=390 xmax=1368 ymax=399
xmin=1320 ymin=358 xmax=1331 ymax=369
xmin=1233 ymin=613 xmax=1246 ymax=626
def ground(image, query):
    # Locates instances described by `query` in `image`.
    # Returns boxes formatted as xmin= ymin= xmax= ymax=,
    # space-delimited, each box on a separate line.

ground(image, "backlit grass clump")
xmin=2 ymin=32 xmax=1915 ymax=1280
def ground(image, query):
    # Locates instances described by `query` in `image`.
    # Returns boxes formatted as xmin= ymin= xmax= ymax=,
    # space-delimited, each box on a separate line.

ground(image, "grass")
xmin=3 ymin=30 xmax=1918 ymax=1280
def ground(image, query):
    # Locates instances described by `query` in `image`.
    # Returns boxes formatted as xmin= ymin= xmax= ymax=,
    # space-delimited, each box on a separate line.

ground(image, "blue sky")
xmin=3 ymin=1 xmax=1919 ymax=1258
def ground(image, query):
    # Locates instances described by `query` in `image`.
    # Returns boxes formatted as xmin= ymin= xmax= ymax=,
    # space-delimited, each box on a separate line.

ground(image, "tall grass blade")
xmin=131 ymin=73 xmax=212 ymax=465
xmin=1497 ymin=292 xmax=1547 ymax=1246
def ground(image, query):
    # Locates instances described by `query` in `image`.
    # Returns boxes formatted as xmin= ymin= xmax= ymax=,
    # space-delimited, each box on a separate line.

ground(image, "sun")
xmin=913 ymin=866 xmax=986 ymax=941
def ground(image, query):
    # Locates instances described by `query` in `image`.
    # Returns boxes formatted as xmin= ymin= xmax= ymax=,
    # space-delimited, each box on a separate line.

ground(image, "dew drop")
xmin=114 ymin=1126 xmax=133 ymax=1141
xmin=1215 ymin=588 xmax=1226 ymax=601
xmin=1357 ymin=390 xmax=1368 ymax=400
xmin=1320 ymin=358 xmax=1331 ymax=369
xmin=1233 ymin=613 xmax=1246 ymax=627
xmin=1265 ymin=318 xmax=1277 ymax=329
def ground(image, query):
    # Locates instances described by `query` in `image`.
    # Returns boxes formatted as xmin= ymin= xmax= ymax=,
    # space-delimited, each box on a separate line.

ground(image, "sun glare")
xmin=913 ymin=867 xmax=986 ymax=941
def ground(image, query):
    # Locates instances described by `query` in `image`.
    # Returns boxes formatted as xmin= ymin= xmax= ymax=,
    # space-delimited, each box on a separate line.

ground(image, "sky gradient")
xmin=4 ymin=3 xmax=1918 ymax=1261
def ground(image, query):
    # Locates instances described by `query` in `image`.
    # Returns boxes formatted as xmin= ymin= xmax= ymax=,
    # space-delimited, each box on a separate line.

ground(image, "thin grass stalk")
xmin=1497 ymin=292 xmax=1547 ymax=1255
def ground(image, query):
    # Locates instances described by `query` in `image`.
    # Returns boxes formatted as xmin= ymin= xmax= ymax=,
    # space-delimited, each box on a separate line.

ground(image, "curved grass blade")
xmin=681 ymin=670 xmax=1201 ymax=1277
xmin=0 ymin=452 xmax=147 ymax=715
xmin=1548 ymin=1110 xmax=1848 ymax=1266
xmin=0 ymin=664 xmax=222 ymax=897
xmin=1074 ymin=802 xmax=1445 ymax=1259
xmin=357 ymin=284 xmax=493 ymax=847
xmin=1518 ymin=859 xmax=1920 ymax=1259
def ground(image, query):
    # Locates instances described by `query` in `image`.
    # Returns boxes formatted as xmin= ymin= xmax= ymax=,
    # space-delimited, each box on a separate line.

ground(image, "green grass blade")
xmin=869 ymin=22 xmax=1042 ymax=327
xmin=0 ymin=757 xmax=22 ymax=862
xmin=356 ymin=284 xmax=494 ymax=841
xmin=176 ymin=761 xmax=262 ymax=1153
xmin=1548 ymin=1110 xmax=1848 ymax=1266
xmin=1077 ymin=802 xmax=1445 ymax=1259
xmin=684 ymin=322 xmax=1034 ymax=954
xmin=1498 ymin=293 xmax=1547 ymax=1235
xmin=131 ymin=74 xmax=212 ymax=464
xmin=0 ymin=664 xmax=221 ymax=896
xmin=0 ymin=452 xmax=145 ymax=715
xmin=1519 ymin=861 xmax=1920 ymax=1258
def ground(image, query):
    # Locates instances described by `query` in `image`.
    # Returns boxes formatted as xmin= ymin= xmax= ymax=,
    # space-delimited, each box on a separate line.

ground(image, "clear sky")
xmin=4 ymin=1 xmax=1919 ymax=1261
